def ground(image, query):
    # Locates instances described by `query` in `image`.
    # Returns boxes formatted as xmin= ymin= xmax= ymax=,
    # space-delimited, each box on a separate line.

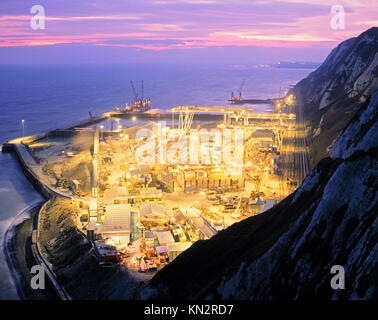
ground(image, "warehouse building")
xmin=156 ymin=231 xmax=175 ymax=246
xmin=97 ymin=204 xmax=131 ymax=245
xmin=167 ymin=242 xmax=192 ymax=262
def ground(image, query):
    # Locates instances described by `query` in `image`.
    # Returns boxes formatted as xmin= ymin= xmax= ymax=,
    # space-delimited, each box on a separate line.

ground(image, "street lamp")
xmin=21 ymin=120 xmax=25 ymax=137
xmin=100 ymin=125 xmax=104 ymax=141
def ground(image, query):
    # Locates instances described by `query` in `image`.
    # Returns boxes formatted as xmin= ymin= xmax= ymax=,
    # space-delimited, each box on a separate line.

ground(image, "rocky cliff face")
xmin=39 ymin=198 xmax=141 ymax=299
xmin=144 ymin=89 xmax=378 ymax=300
xmin=291 ymin=27 xmax=378 ymax=165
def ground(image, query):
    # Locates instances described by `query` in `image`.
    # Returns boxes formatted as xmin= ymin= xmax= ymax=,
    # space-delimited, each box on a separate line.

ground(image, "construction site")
xmin=20 ymin=92 xmax=305 ymax=276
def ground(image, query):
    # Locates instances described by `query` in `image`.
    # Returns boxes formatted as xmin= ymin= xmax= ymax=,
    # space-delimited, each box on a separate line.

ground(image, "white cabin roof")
xmin=140 ymin=202 xmax=165 ymax=216
xmin=103 ymin=204 xmax=131 ymax=231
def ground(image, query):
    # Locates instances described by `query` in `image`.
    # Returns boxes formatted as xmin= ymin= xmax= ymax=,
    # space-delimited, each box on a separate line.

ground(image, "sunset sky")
xmin=0 ymin=0 xmax=376 ymax=63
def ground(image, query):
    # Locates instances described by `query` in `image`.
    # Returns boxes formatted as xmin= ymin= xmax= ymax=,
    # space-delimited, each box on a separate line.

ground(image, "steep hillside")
xmin=144 ymin=89 xmax=378 ymax=300
xmin=39 ymin=197 xmax=142 ymax=299
xmin=291 ymin=27 xmax=378 ymax=166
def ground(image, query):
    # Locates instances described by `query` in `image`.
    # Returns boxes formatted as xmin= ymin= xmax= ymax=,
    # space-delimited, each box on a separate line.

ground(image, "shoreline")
xmin=2 ymin=200 xmax=59 ymax=300
xmin=1 ymin=115 xmax=99 ymax=299
xmin=1 ymin=145 xmax=73 ymax=299
xmin=2 ymin=201 xmax=41 ymax=300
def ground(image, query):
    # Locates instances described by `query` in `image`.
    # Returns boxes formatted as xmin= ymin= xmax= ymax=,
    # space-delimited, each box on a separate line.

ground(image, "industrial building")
xmin=166 ymin=242 xmax=192 ymax=262
xmin=140 ymin=202 xmax=165 ymax=216
xmin=156 ymin=231 xmax=175 ymax=246
xmin=97 ymin=204 xmax=131 ymax=245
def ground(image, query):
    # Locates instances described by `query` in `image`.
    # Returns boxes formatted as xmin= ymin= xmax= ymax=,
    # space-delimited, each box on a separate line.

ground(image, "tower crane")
xmin=130 ymin=80 xmax=138 ymax=103
xmin=141 ymin=80 xmax=144 ymax=101
xmin=238 ymin=79 xmax=245 ymax=99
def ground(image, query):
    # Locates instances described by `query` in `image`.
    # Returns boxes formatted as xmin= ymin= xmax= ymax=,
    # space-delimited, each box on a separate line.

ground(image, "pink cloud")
xmin=0 ymin=1 xmax=376 ymax=50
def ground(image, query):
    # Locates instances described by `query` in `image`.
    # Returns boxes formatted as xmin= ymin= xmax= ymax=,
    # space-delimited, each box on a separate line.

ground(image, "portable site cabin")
xmin=139 ymin=189 xmax=162 ymax=202
xmin=71 ymin=179 xmax=81 ymax=193
xmin=114 ymin=196 xmax=136 ymax=205
xmin=156 ymin=245 xmax=169 ymax=263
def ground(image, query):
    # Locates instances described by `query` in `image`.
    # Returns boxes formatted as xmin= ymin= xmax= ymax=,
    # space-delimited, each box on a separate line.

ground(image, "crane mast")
xmin=141 ymin=80 xmax=144 ymax=101
xmin=238 ymin=79 xmax=245 ymax=99
xmin=130 ymin=80 xmax=138 ymax=103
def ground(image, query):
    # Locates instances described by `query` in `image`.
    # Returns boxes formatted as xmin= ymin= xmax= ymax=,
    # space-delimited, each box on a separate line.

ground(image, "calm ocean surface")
xmin=0 ymin=64 xmax=313 ymax=298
